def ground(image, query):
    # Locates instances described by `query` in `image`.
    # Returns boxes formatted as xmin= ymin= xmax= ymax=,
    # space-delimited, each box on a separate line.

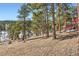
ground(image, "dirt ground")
xmin=0 ymin=34 xmax=78 ymax=56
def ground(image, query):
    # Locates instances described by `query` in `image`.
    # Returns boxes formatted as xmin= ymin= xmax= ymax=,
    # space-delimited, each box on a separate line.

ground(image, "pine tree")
xmin=51 ymin=3 xmax=56 ymax=39
xmin=17 ymin=4 xmax=30 ymax=42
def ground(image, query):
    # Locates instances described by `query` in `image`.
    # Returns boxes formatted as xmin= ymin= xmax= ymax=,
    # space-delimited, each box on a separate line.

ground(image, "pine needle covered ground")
xmin=0 ymin=35 xmax=78 ymax=56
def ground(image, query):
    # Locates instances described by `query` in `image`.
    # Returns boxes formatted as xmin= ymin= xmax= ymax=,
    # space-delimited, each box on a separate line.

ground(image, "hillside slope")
xmin=0 ymin=37 xmax=78 ymax=56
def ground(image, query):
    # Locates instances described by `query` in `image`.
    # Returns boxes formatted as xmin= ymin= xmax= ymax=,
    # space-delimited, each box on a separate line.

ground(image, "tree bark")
xmin=46 ymin=6 xmax=49 ymax=37
xmin=77 ymin=4 xmax=79 ymax=30
xmin=22 ymin=17 xmax=26 ymax=42
xmin=51 ymin=3 xmax=56 ymax=39
xmin=58 ymin=3 xmax=61 ymax=32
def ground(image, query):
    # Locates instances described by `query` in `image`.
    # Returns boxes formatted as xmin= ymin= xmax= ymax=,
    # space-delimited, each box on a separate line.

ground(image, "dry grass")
xmin=0 ymin=35 xmax=78 ymax=56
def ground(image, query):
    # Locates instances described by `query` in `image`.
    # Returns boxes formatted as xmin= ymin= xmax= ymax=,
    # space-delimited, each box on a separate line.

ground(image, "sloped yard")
xmin=0 ymin=35 xmax=78 ymax=56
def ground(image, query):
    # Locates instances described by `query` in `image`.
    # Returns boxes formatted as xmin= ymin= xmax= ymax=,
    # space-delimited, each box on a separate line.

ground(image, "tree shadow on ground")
xmin=27 ymin=36 xmax=48 ymax=41
xmin=25 ymin=31 xmax=79 ymax=41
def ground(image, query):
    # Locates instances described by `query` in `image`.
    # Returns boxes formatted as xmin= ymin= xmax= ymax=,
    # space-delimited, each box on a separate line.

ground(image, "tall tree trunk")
xmin=63 ymin=4 xmax=67 ymax=32
xmin=22 ymin=17 xmax=26 ymax=42
xmin=51 ymin=3 xmax=56 ymax=39
xmin=64 ymin=17 xmax=67 ymax=31
xmin=77 ymin=3 xmax=79 ymax=30
xmin=44 ymin=5 xmax=49 ymax=38
xmin=46 ymin=6 xmax=49 ymax=37
xmin=57 ymin=3 xmax=61 ymax=32
xmin=77 ymin=3 xmax=79 ymax=55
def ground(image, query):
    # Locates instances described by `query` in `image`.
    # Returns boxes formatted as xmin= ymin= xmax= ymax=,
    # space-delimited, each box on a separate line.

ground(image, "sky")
xmin=0 ymin=3 xmax=22 ymax=21
xmin=0 ymin=3 xmax=77 ymax=21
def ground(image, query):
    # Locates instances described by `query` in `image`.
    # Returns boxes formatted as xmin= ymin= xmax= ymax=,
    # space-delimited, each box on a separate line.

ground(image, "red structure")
xmin=64 ymin=17 xmax=78 ymax=31
xmin=72 ymin=17 xmax=78 ymax=24
xmin=65 ymin=25 xmax=72 ymax=31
